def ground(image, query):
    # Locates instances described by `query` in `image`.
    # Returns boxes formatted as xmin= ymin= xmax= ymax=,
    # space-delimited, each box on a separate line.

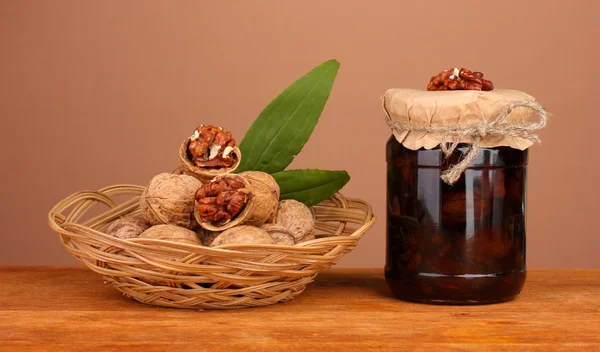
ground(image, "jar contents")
xmin=385 ymin=136 xmax=527 ymax=304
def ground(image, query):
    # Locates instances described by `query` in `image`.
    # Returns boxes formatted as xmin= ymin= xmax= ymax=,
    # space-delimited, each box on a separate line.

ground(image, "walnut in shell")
xmin=106 ymin=213 xmax=150 ymax=239
xmin=140 ymin=173 xmax=203 ymax=230
xmin=239 ymin=171 xmax=280 ymax=223
xmin=139 ymin=224 xmax=202 ymax=245
xmin=210 ymin=225 xmax=275 ymax=247
xmin=275 ymin=200 xmax=315 ymax=243
xmin=179 ymin=125 xmax=242 ymax=182
xmin=194 ymin=171 xmax=280 ymax=232
xmin=137 ymin=225 xmax=202 ymax=278
xmin=259 ymin=224 xmax=296 ymax=246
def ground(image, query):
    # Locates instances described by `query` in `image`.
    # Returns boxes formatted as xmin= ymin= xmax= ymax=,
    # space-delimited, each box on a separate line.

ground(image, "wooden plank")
xmin=0 ymin=267 xmax=598 ymax=351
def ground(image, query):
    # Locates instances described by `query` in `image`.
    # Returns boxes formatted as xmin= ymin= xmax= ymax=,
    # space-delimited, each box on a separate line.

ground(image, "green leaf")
xmin=272 ymin=169 xmax=350 ymax=207
xmin=237 ymin=59 xmax=340 ymax=174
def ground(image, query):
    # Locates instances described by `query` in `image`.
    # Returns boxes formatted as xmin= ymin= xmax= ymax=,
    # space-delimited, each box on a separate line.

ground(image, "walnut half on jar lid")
xmin=178 ymin=125 xmax=242 ymax=182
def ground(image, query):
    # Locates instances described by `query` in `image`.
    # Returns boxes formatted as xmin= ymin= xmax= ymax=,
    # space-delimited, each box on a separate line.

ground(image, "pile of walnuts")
xmin=427 ymin=68 xmax=494 ymax=91
xmin=107 ymin=125 xmax=316 ymax=247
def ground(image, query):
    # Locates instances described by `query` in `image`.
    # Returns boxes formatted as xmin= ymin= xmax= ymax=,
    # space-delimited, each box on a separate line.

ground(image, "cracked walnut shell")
xmin=194 ymin=171 xmax=280 ymax=232
xmin=179 ymin=125 xmax=242 ymax=182
xmin=140 ymin=173 xmax=203 ymax=230
xmin=195 ymin=175 xmax=247 ymax=226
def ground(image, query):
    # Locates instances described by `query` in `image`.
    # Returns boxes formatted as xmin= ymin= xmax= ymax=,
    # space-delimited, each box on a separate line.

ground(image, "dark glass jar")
xmin=385 ymin=136 xmax=527 ymax=304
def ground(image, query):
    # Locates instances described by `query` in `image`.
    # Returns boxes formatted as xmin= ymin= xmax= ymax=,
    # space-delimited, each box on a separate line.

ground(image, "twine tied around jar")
xmin=386 ymin=100 xmax=549 ymax=185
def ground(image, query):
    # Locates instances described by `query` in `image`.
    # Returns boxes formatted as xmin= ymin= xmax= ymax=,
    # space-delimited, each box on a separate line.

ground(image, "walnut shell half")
xmin=179 ymin=139 xmax=242 ymax=183
xmin=195 ymin=172 xmax=280 ymax=232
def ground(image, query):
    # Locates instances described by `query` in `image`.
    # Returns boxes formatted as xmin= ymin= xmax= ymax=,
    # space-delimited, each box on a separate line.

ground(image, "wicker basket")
xmin=48 ymin=184 xmax=375 ymax=309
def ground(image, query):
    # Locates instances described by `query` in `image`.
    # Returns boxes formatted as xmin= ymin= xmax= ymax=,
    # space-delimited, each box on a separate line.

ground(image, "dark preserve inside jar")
xmin=385 ymin=136 xmax=527 ymax=304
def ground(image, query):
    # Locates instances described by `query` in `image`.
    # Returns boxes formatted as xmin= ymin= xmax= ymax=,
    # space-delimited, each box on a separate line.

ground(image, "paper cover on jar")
xmin=382 ymin=88 xmax=536 ymax=150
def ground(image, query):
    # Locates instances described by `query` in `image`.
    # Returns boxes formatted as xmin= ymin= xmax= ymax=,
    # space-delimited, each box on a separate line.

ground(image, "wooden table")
xmin=0 ymin=267 xmax=598 ymax=351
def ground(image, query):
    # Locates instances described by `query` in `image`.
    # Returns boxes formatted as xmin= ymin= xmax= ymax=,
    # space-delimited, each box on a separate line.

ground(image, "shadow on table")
xmin=313 ymin=269 xmax=395 ymax=299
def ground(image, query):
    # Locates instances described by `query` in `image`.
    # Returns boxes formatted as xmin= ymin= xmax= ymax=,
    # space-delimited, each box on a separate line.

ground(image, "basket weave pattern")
xmin=48 ymin=184 xmax=375 ymax=309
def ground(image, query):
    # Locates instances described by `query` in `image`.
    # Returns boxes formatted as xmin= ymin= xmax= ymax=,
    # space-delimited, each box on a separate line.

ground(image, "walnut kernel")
xmin=427 ymin=67 xmax=494 ymax=91
xmin=179 ymin=125 xmax=242 ymax=182
xmin=195 ymin=172 xmax=280 ymax=232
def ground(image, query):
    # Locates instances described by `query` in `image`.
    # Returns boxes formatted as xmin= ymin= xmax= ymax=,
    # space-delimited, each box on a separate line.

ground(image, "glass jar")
xmin=385 ymin=136 xmax=527 ymax=304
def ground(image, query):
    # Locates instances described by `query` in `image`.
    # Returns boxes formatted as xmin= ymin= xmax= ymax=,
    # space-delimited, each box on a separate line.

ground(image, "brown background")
xmin=1 ymin=0 xmax=599 ymax=268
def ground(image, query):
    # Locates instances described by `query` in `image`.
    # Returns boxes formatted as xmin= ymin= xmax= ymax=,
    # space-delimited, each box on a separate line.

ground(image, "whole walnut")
xmin=106 ymin=213 xmax=150 ymax=239
xmin=260 ymin=224 xmax=296 ymax=246
xmin=209 ymin=225 xmax=275 ymax=247
xmin=275 ymin=200 xmax=315 ymax=243
xmin=136 ymin=225 xmax=202 ymax=277
xmin=139 ymin=224 xmax=202 ymax=246
xmin=140 ymin=173 xmax=203 ymax=230
xmin=239 ymin=171 xmax=280 ymax=223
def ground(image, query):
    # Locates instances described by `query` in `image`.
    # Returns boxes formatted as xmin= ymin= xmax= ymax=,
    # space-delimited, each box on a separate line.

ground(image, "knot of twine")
xmin=386 ymin=100 xmax=548 ymax=185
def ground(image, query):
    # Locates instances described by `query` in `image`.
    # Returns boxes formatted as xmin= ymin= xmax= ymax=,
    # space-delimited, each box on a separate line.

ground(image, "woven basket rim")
xmin=48 ymin=184 xmax=375 ymax=253
xmin=47 ymin=183 xmax=376 ymax=310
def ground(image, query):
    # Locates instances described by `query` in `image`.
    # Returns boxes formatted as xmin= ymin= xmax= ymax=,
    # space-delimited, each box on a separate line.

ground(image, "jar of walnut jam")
xmin=385 ymin=136 xmax=527 ymax=304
